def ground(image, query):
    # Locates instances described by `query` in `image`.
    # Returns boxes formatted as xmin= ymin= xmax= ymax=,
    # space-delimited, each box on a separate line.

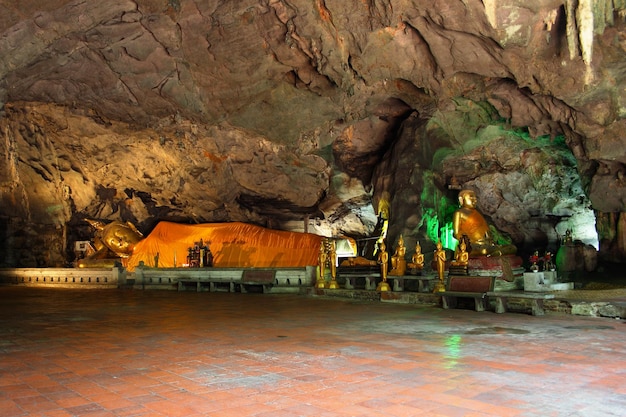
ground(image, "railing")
xmin=132 ymin=265 xmax=316 ymax=292
xmin=0 ymin=267 xmax=121 ymax=288
xmin=0 ymin=266 xmax=317 ymax=291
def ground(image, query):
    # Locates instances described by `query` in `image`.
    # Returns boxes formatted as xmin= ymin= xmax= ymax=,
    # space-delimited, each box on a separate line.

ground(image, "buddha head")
xmin=87 ymin=219 xmax=143 ymax=257
xmin=458 ymin=189 xmax=478 ymax=209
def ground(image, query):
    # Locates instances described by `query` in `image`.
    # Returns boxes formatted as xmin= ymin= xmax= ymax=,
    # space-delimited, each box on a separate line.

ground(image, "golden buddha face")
xmin=100 ymin=222 xmax=143 ymax=256
xmin=459 ymin=190 xmax=477 ymax=208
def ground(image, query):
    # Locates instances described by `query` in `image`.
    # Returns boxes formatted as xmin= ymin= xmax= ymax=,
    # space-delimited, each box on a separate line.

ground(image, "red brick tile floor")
xmin=0 ymin=287 xmax=624 ymax=416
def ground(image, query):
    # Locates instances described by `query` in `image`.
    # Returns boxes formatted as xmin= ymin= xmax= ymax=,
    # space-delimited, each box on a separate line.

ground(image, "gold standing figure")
xmin=328 ymin=240 xmax=340 ymax=289
xmin=376 ymin=240 xmax=391 ymax=292
xmin=433 ymin=241 xmax=446 ymax=293
xmin=316 ymin=240 xmax=327 ymax=289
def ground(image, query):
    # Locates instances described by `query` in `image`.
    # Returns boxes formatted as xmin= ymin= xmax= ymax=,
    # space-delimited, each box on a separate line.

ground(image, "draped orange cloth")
xmin=124 ymin=221 xmax=323 ymax=271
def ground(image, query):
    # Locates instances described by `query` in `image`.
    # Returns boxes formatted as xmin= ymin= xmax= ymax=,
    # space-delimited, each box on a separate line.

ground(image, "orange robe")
xmin=124 ymin=221 xmax=323 ymax=271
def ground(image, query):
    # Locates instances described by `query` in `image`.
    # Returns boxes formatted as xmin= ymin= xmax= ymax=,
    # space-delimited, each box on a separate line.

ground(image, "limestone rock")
xmin=0 ymin=0 xmax=625 ymax=266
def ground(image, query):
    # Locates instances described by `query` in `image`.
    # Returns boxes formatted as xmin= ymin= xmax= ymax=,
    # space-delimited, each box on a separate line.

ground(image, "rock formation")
xmin=0 ymin=0 xmax=624 ymax=267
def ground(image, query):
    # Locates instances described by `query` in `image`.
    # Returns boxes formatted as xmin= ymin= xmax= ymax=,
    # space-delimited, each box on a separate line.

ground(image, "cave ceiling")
xmin=0 ymin=0 xmax=625 ymax=265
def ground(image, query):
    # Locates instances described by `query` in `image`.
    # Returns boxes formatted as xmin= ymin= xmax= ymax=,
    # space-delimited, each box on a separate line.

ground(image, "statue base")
xmin=376 ymin=281 xmax=391 ymax=292
xmin=77 ymin=258 xmax=121 ymax=269
xmin=433 ymin=280 xmax=446 ymax=293
xmin=328 ymin=279 xmax=340 ymax=289
xmin=467 ymin=255 xmax=523 ymax=282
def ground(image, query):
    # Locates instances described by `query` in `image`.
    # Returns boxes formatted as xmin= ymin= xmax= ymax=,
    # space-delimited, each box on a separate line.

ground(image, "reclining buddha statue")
xmin=77 ymin=219 xmax=144 ymax=268
xmin=76 ymin=219 xmax=324 ymax=270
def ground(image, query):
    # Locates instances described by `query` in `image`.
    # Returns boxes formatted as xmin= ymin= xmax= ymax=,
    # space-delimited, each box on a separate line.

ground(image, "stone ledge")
xmin=570 ymin=301 xmax=626 ymax=319
xmin=380 ymin=291 xmax=440 ymax=305
xmin=308 ymin=288 xmax=382 ymax=301
xmin=311 ymin=288 xmax=626 ymax=319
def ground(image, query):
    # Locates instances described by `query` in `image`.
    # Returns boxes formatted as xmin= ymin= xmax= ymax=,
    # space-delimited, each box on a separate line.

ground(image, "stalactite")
xmin=482 ymin=0 xmax=497 ymax=28
xmin=578 ymin=0 xmax=594 ymax=67
xmin=594 ymin=0 xmax=608 ymax=34
xmin=564 ymin=0 xmax=626 ymax=84
xmin=578 ymin=0 xmax=595 ymax=83
xmin=566 ymin=0 xmax=580 ymax=60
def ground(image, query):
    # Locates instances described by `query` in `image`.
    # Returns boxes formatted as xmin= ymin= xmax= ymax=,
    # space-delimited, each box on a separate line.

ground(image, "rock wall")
xmin=0 ymin=1 xmax=625 ymax=266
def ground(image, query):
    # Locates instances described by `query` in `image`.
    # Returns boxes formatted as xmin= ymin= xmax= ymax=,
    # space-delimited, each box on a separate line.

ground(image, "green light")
xmin=419 ymin=172 xmax=458 ymax=247
xmin=423 ymin=208 xmax=440 ymax=243
xmin=440 ymin=222 xmax=457 ymax=251
xmin=443 ymin=334 xmax=462 ymax=369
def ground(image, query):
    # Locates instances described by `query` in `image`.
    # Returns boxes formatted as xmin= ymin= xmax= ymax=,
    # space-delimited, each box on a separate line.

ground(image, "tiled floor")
xmin=0 ymin=287 xmax=624 ymax=416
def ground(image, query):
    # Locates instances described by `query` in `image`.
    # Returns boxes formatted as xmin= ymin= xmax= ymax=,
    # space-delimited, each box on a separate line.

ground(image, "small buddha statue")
xmin=452 ymin=189 xmax=516 ymax=257
xmin=433 ymin=241 xmax=447 ymax=292
xmin=407 ymin=241 xmax=424 ymax=273
xmin=316 ymin=240 xmax=328 ymax=288
xmin=329 ymin=240 xmax=337 ymax=280
xmin=389 ymin=235 xmax=407 ymax=276
xmin=377 ymin=240 xmax=389 ymax=282
xmin=376 ymin=240 xmax=391 ymax=291
xmin=563 ymin=229 xmax=573 ymax=245
xmin=451 ymin=239 xmax=469 ymax=267
xmin=318 ymin=241 xmax=327 ymax=274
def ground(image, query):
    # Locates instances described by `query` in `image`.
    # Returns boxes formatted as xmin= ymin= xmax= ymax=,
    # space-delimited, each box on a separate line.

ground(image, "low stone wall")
xmin=131 ymin=265 xmax=317 ymax=293
xmin=0 ymin=266 xmax=317 ymax=292
xmin=0 ymin=267 xmax=121 ymax=288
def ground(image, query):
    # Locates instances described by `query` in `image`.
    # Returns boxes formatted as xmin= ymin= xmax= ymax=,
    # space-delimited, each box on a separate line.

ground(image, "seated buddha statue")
xmin=389 ymin=235 xmax=407 ymax=276
xmin=448 ymin=237 xmax=470 ymax=276
xmin=451 ymin=239 xmax=469 ymax=267
xmin=452 ymin=189 xmax=516 ymax=257
xmin=407 ymin=241 xmax=424 ymax=272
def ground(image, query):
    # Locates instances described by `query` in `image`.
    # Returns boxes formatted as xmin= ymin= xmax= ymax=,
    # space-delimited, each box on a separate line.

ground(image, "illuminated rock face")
xmin=0 ymin=1 xmax=624 ymax=266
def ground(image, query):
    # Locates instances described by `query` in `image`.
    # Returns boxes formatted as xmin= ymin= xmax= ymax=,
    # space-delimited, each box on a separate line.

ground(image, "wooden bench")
xmin=441 ymin=275 xmax=495 ymax=312
xmin=338 ymin=267 xmax=380 ymax=290
xmin=487 ymin=291 xmax=555 ymax=316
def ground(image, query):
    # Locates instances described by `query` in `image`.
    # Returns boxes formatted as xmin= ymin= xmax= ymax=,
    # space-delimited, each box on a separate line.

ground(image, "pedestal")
xmin=523 ymin=271 xmax=573 ymax=292
xmin=376 ymin=280 xmax=391 ymax=292
xmin=467 ymin=255 xmax=523 ymax=282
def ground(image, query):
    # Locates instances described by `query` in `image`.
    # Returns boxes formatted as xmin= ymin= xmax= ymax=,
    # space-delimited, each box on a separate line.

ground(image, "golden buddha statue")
xmin=407 ymin=241 xmax=424 ymax=272
xmin=433 ymin=241 xmax=446 ymax=292
xmin=452 ymin=189 xmax=516 ymax=257
xmin=389 ymin=234 xmax=407 ymax=276
xmin=317 ymin=241 xmax=328 ymax=288
xmin=77 ymin=219 xmax=144 ymax=268
xmin=377 ymin=240 xmax=389 ymax=281
xmin=329 ymin=240 xmax=337 ymax=280
xmin=376 ymin=240 xmax=391 ymax=291
xmin=451 ymin=239 xmax=469 ymax=267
